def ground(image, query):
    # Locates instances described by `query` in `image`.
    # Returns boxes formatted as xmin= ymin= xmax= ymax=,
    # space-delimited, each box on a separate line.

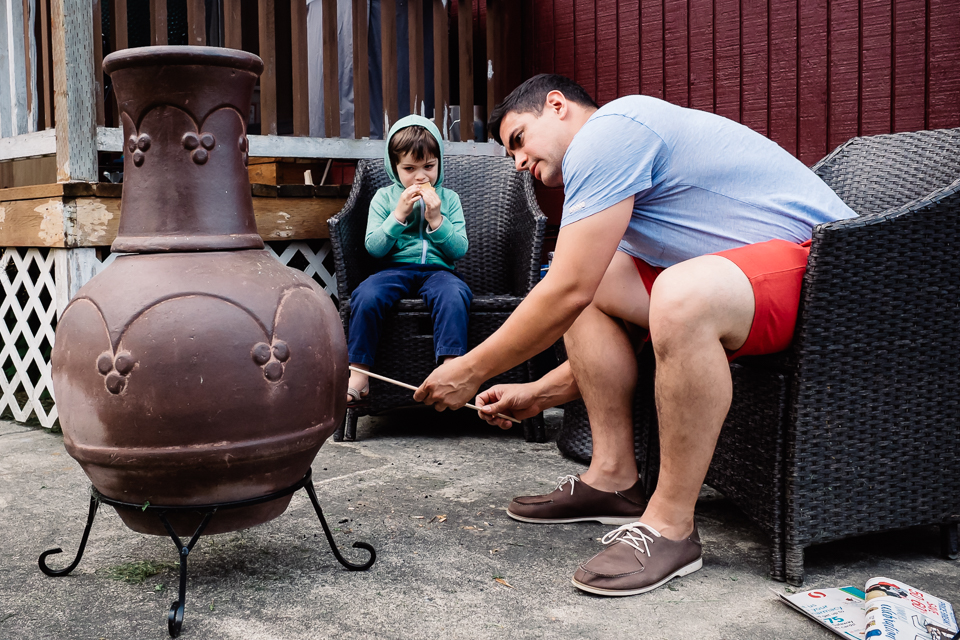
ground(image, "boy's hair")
xmin=488 ymin=74 xmax=599 ymax=146
xmin=388 ymin=125 xmax=441 ymax=176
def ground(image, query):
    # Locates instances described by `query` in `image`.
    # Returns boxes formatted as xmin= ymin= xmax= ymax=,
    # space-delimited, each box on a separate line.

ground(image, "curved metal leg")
xmin=159 ymin=510 xmax=216 ymax=638
xmin=39 ymin=492 xmax=100 ymax=576
xmin=304 ymin=480 xmax=376 ymax=571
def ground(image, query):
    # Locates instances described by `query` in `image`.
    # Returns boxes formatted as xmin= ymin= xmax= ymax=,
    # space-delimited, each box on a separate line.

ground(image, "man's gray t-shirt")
xmin=560 ymin=96 xmax=857 ymax=268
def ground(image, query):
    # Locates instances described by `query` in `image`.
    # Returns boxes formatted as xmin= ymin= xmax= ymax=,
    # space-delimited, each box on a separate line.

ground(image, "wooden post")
xmin=224 ymin=0 xmax=242 ymax=49
xmin=408 ymin=0 xmax=424 ymax=115
xmin=22 ymin=0 xmax=33 ymax=126
xmin=113 ymin=0 xmax=127 ymax=50
xmin=92 ymin=0 xmax=104 ymax=125
xmin=40 ymin=0 xmax=54 ymax=129
xmin=187 ymin=0 xmax=206 ymax=46
xmin=381 ymin=0 xmax=398 ymax=129
xmin=321 ymin=0 xmax=339 ymax=137
xmin=151 ymin=0 xmax=168 ymax=45
xmin=458 ymin=0 xmax=473 ymax=141
xmin=290 ymin=0 xmax=309 ymax=136
xmin=352 ymin=0 xmax=370 ymax=138
xmin=51 ymin=0 xmax=98 ymax=182
xmin=432 ymin=0 xmax=449 ymax=135
xmin=258 ymin=0 xmax=277 ymax=135
xmin=485 ymin=0 xmax=500 ymax=139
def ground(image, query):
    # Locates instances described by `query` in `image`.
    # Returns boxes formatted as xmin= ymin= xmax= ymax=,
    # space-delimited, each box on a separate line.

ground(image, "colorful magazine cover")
xmin=778 ymin=578 xmax=957 ymax=640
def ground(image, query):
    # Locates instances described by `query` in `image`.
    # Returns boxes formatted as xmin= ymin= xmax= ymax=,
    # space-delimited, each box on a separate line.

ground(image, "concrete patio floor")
xmin=1 ymin=409 xmax=958 ymax=639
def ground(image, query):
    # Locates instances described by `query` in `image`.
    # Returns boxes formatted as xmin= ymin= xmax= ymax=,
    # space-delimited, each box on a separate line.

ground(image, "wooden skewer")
xmin=349 ymin=365 xmax=522 ymax=424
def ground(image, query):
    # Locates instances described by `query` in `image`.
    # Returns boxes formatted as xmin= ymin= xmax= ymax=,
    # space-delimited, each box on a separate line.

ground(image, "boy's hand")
xmin=393 ymin=184 xmax=423 ymax=223
xmin=420 ymin=185 xmax=442 ymax=229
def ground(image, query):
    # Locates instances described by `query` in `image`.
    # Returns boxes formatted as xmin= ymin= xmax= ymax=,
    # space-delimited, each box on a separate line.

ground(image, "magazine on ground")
xmin=777 ymin=577 xmax=958 ymax=640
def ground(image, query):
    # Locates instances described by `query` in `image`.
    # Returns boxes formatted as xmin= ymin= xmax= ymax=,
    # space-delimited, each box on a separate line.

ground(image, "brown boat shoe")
xmin=506 ymin=474 xmax=647 ymax=525
xmin=571 ymin=521 xmax=703 ymax=596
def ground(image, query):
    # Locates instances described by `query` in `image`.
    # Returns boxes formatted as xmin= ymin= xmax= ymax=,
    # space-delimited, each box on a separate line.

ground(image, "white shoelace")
xmin=601 ymin=522 xmax=663 ymax=556
xmin=555 ymin=474 xmax=581 ymax=495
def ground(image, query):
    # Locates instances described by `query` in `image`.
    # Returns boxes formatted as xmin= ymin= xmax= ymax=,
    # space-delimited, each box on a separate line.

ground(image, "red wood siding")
xmin=525 ymin=0 xmax=960 ymax=166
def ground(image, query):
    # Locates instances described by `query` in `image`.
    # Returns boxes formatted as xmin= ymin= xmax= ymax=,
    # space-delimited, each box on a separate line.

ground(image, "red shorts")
xmin=633 ymin=239 xmax=812 ymax=360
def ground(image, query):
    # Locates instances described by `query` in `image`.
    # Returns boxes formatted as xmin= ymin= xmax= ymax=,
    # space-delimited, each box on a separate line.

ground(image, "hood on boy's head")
xmin=384 ymin=115 xmax=446 ymax=188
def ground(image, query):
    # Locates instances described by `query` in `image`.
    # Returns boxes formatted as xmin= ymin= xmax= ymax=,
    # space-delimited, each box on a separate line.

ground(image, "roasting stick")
xmin=349 ymin=365 xmax=521 ymax=424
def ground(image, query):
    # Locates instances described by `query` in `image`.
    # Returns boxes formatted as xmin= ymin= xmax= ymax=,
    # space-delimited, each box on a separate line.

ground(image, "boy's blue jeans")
xmin=347 ymin=264 xmax=473 ymax=367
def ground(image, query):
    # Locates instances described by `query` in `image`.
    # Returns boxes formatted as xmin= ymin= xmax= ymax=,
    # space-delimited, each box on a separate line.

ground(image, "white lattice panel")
xmin=1 ymin=241 xmax=337 ymax=428
xmin=0 ymin=248 xmax=59 ymax=427
xmin=264 ymin=240 xmax=339 ymax=300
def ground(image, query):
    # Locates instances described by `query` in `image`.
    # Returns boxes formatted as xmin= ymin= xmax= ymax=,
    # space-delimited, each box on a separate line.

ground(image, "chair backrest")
xmin=348 ymin=155 xmax=533 ymax=296
xmin=812 ymin=127 xmax=960 ymax=215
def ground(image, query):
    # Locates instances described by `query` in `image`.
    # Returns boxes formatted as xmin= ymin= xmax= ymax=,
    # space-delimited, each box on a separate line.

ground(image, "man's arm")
xmin=414 ymin=196 xmax=634 ymax=409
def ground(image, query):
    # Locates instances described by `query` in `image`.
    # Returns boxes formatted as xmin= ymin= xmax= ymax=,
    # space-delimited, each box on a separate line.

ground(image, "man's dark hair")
xmin=488 ymin=74 xmax=599 ymax=146
xmin=388 ymin=125 xmax=441 ymax=176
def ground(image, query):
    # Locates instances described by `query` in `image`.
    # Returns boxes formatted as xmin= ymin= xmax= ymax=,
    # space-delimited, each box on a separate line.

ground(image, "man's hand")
xmin=474 ymin=383 xmax=544 ymax=430
xmin=420 ymin=186 xmax=443 ymax=230
xmin=414 ymin=357 xmax=483 ymax=411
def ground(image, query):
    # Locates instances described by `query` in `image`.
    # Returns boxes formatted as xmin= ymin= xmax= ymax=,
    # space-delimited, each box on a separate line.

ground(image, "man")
xmin=413 ymin=74 xmax=855 ymax=596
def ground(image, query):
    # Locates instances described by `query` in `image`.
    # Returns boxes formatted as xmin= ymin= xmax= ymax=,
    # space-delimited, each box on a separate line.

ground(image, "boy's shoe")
xmin=571 ymin=522 xmax=703 ymax=596
xmin=506 ymin=474 xmax=647 ymax=525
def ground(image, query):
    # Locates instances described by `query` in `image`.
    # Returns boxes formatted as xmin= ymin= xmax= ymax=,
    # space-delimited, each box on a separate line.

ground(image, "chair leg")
xmin=522 ymin=413 xmax=547 ymax=443
xmin=941 ymin=523 xmax=959 ymax=560
xmin=344 ymin=410 xmax=359 ymax=441
xmin=333 ymin=414 xmax=346 ymax=442
xmin=785 ymin=545 xmax=805 ymax=586
xmin=769 ymin=535 xmax=786 ymax=582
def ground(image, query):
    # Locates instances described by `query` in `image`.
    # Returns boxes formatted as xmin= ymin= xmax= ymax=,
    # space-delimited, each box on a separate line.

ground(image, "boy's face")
xmin=396 ymin=152 xmax=439 ymax=189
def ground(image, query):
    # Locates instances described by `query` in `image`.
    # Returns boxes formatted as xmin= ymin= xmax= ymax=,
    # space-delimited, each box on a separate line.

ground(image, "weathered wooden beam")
xmin=381 ymin=0 xmax=398 ymax=129
xmin=258 ymin=0 xmax=278 ymax=135
xmin=408 ymin=0 xmax=424 ymax=115
xmin=0 ymin=191 xmax=347 ymax=247
xmin=224 ymin=0 xmax=242 ymax=49
xmin=321 ymin=0 xmax=339 ymax=137
xmin=52 ymin=0 xmax=98 ymax=182
xmin=352 ymin=0 xmax=370 ymax=138
xmin=187 ymin=0 xmax=206 ymax=46
xmin=291 ymin=0 xmax=309 ymax=136
xmin=458 ymin=0 xmax=474 ymax=141
xmin=0 ymin=129 xmax=57 ymax=161
xmin=151 ymin=0 xmax=168 ymax=45
xmin=433 ymin=0 xmax=450 ymax=135
xmin=22 ymin=0 xmax=34 ymax=125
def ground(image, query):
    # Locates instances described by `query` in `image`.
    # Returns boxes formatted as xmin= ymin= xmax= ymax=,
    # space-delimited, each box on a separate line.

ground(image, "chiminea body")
xmin=51 ymin=47 xmax=347 ymax=536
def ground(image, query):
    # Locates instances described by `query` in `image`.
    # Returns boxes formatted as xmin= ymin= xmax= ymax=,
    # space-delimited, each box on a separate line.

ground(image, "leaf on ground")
xmin=428 ymin=514 xmax=447 ymax=523
xmin=494 ymin=578 xmax=514 ymax=589
xmin=462 ymin=526 xmax=476 ymax=530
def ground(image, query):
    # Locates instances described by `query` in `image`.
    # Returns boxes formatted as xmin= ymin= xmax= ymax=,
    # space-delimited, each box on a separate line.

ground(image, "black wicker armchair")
xmin=328 ymin=155 xmax=547 ymax=442
xmin=555 ymin=126 xmax=960 ymax=585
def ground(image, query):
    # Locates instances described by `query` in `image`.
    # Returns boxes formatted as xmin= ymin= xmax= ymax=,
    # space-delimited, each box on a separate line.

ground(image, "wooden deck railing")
xmin=20 ymin=0 xmax=516 ymax=150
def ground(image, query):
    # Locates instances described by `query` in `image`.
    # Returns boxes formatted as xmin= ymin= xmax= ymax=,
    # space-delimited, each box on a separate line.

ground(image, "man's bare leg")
xmin=564 ymin=250 xmax=651 ymax=493
xmin=639 ymin=255 xmax=755 ymax=540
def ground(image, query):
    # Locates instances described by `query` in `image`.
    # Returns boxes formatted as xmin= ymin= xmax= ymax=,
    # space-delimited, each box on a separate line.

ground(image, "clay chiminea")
xmin=51 ymin=46 xmax=347 ymax=536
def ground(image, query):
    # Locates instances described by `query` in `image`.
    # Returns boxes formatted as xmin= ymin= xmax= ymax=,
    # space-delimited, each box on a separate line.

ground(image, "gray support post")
xmin=51 ymin=0 xmax=98 ymax=182
xmin=54 ymin=246 xmax=99 ymax=317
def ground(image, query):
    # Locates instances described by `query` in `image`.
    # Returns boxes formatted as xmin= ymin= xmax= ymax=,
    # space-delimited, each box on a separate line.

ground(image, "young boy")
xmin=346 ymin=115 xmax=472 ymax=404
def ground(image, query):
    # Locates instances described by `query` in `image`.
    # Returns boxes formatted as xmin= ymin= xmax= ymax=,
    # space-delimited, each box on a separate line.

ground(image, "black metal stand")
xmin=38 ymin=468 xmax=376 ymax=637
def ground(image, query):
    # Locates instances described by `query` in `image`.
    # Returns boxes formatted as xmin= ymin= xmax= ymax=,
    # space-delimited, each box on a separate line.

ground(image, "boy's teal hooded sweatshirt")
xmin=364 ymin=115 xmax=468 ymax=269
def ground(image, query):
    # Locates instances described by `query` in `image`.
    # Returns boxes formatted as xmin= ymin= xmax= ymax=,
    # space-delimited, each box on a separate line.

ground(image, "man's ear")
xmin=545 ymin=90 xmax=567 ymax=118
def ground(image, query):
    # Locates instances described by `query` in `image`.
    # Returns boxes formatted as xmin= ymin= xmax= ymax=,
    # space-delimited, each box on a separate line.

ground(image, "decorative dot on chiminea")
xmin=96 ymin=350 xmax=137 ymax=395
xmin=251 ymin=340 xmax=290 ymax=381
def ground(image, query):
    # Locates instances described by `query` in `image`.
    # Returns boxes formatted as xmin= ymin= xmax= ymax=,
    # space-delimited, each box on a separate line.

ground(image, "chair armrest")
xmin=504 ymin=172 xmax=547 ymax=296
xmin=327 ymin=160 xmax=382 ymax=304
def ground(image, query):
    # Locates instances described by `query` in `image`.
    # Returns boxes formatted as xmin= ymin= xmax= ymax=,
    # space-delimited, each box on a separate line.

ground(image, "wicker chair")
xmin=327 ymin=155 xmax=547 ymax=442
xmin=555 ymin=127 xmax=960 ymax=585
